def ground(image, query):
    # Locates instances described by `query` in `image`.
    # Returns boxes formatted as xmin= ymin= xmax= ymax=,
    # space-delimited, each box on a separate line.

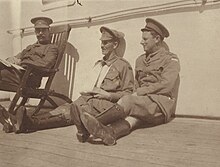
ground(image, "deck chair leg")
xmin=32 ymin=99 xmax=46 ymax=116
xmin=14 ymin=97 xmax=28 ymax=112
xmin=20 ymin=97 xmax=28 ymax=106
xmin=8 ymin=92 xmax=22 ymax=115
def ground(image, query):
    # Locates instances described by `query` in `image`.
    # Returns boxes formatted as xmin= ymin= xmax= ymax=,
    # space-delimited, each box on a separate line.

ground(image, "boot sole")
xmin=80 ymin=112 xmax=116 ymax=146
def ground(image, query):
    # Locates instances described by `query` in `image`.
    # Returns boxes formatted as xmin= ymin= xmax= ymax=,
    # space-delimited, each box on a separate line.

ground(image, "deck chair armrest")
xmin=22 ymin=63 xmax=58 ymax=77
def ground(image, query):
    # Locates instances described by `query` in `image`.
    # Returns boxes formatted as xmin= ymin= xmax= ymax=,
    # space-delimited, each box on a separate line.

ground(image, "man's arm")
xmin=5 ymin=53 xmax=22 ymax=65
xmin=136 ymin=58 xmax=180 ymax=96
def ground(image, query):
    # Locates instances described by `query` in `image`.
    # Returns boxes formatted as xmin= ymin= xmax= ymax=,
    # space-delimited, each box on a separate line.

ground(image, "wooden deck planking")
xmin=0 ymin=113 xmax=220 ymax=167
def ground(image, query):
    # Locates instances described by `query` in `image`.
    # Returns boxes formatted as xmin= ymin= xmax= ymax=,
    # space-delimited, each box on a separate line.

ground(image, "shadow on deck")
xmin=0 ymin=101 xmax=220 ymax=167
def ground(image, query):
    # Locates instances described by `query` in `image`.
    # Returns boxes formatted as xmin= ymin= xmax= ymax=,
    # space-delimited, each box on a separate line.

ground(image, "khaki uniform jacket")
xmin=135 ymin=47 xmax=180 ymax=122
xmin=17 ymin=42 xmax=58 ymax=69
xmin=0 ymin=42 xmax=58 ymax=88
xmin=99 ymin=53 xmax=134 ymax=102
xmin=74 ymin=53 xmax=134 ymax=116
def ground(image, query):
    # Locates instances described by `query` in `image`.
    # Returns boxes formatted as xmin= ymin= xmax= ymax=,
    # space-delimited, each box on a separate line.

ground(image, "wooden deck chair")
xmin=6 ymin=24 xmax=73 ymax=116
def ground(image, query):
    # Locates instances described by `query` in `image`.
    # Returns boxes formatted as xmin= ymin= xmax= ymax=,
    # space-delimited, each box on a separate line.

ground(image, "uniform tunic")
xmin=73 ymin=52 xmax=134 ymax=116
xmin=0 ymin=42 xmax=58 ymax=88
xmin=120 ymin=47 xmax=180 ymax=123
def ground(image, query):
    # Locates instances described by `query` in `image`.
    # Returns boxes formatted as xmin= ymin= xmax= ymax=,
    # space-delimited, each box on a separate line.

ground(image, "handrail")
xmin=7 ymin=0 xmax=220 ymax=36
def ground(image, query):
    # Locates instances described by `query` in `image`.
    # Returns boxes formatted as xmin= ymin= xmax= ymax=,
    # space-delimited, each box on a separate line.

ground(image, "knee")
xmin=50 ymin=103 xmax=71 ymax=116
xmin=118 ymin=95 xmax=134 ymax=106
xmin=118 ymin=95 xmax=134 ymax=113
xmin=73 ymin=96 xmax=88 ymax=107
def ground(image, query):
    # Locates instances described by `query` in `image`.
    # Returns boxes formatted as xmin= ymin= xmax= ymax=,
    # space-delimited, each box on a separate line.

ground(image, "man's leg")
xmin=69 ymin=95 xmax=98 ymax=143
xmin=70 ymin=96 xmax=124 ymax=143
xmin=79 ymin=94 xmax=162 ymax=146
xmin=14 ymin=103 xmax=73 ymax=133
xmin=0 ymin=68 xmax=21 ymax=92
xmin=80 ymin=102 xmax=131 ymax=146
xmin=70 ymin=103 xmax=90 ymax=142
xmin=0 ymin=68 xmax=21 ymax=86
xmin=80 ymin=113 xmax=131 ymax=146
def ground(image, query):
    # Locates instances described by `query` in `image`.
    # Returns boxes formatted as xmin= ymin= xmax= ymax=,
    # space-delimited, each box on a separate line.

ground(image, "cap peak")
xmin=31 ymin=16 xmax=53 ymax=28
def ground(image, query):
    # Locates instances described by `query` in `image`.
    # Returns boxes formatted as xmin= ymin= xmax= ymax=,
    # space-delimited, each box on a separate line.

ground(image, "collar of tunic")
xmin=33 ymin=41 xmax=51 ymax=47
xmin=95 ymin=52 xmax=118 ymax=67
xmin=144 ymin=47 xmax=166 ymax=65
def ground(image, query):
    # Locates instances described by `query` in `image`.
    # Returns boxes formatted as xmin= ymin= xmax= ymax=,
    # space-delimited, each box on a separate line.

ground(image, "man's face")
xmin=140 ymin=31 xmax=158 ymax=54
xmin=35 ymin=28 xmax=50 ymax=44
xmin=101 ymin=40 xmax=117 ymax=56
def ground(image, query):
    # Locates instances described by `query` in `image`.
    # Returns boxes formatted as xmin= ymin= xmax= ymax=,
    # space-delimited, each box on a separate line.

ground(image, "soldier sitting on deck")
xmin=78 ymin=18 xmax=180 ymax=146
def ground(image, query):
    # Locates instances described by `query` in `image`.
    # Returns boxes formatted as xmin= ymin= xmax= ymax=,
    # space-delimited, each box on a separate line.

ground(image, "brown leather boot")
xmin=70 ymin=104 xmax=90 ymax=143
xmin=80 ymin=103 xmax=127 ymax=145
xmin=81 ymin=112 xmax=116 ymax=145
xmin=109 ymin=119 xmax=131 ymax=140
xmin=81 ymin=112 xmax=131 ymax=146
xmin=1 ymin=106 xmax=26 ymax=133
xmin=29 ymin=113 xmax=72 ymax=131
xmin=10 ymin=106 xmax=27 ymax=133
xmin=0 ymin=105 xmax=13 ymax=133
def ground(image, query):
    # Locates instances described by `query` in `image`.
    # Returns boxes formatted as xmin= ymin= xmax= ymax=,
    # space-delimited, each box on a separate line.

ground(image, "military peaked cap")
xmin=141 ymin=18 xmax=169 ymax=38
xmin=31 ymin=17 xmax=53 ymax=28
xmin=100 ymin=26 xmax=125 ymax=41
xmin=100 ymin=26 xmax=126 ymax=57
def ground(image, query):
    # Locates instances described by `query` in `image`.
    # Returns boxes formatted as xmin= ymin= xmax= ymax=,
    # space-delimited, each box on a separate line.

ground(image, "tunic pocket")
xmin=105 ymin=68 xmax=119 ymax=80
xmin=102 ymin=68 xmax=120 ymax=91
xmin=105 ymin=72 xmax=118 ymax=80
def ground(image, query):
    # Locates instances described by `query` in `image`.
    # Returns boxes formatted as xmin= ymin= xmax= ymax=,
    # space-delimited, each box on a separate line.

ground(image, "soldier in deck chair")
xmin=0 ymin=17 xmax=58 ymax=132
xmin=3 ymin=26 xmax=134 ymax=136
xmin=77 ymin=18 xmax=181 ymax=146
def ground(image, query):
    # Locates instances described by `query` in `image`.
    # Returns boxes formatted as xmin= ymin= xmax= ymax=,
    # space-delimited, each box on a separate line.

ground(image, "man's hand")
xmin=80 ymin=90 xmax=98 ymax=96
xmin=92 ymin=87 xmax=111 ymax=100
xmin=6 ymin=57 xmax=21 ymax=65
xmin=132 ymin=92 xmax=138 ymax=96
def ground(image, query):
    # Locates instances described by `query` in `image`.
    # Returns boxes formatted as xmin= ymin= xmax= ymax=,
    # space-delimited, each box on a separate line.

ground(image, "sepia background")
xmin=0 ymin=0 xmax=220 ymax=118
